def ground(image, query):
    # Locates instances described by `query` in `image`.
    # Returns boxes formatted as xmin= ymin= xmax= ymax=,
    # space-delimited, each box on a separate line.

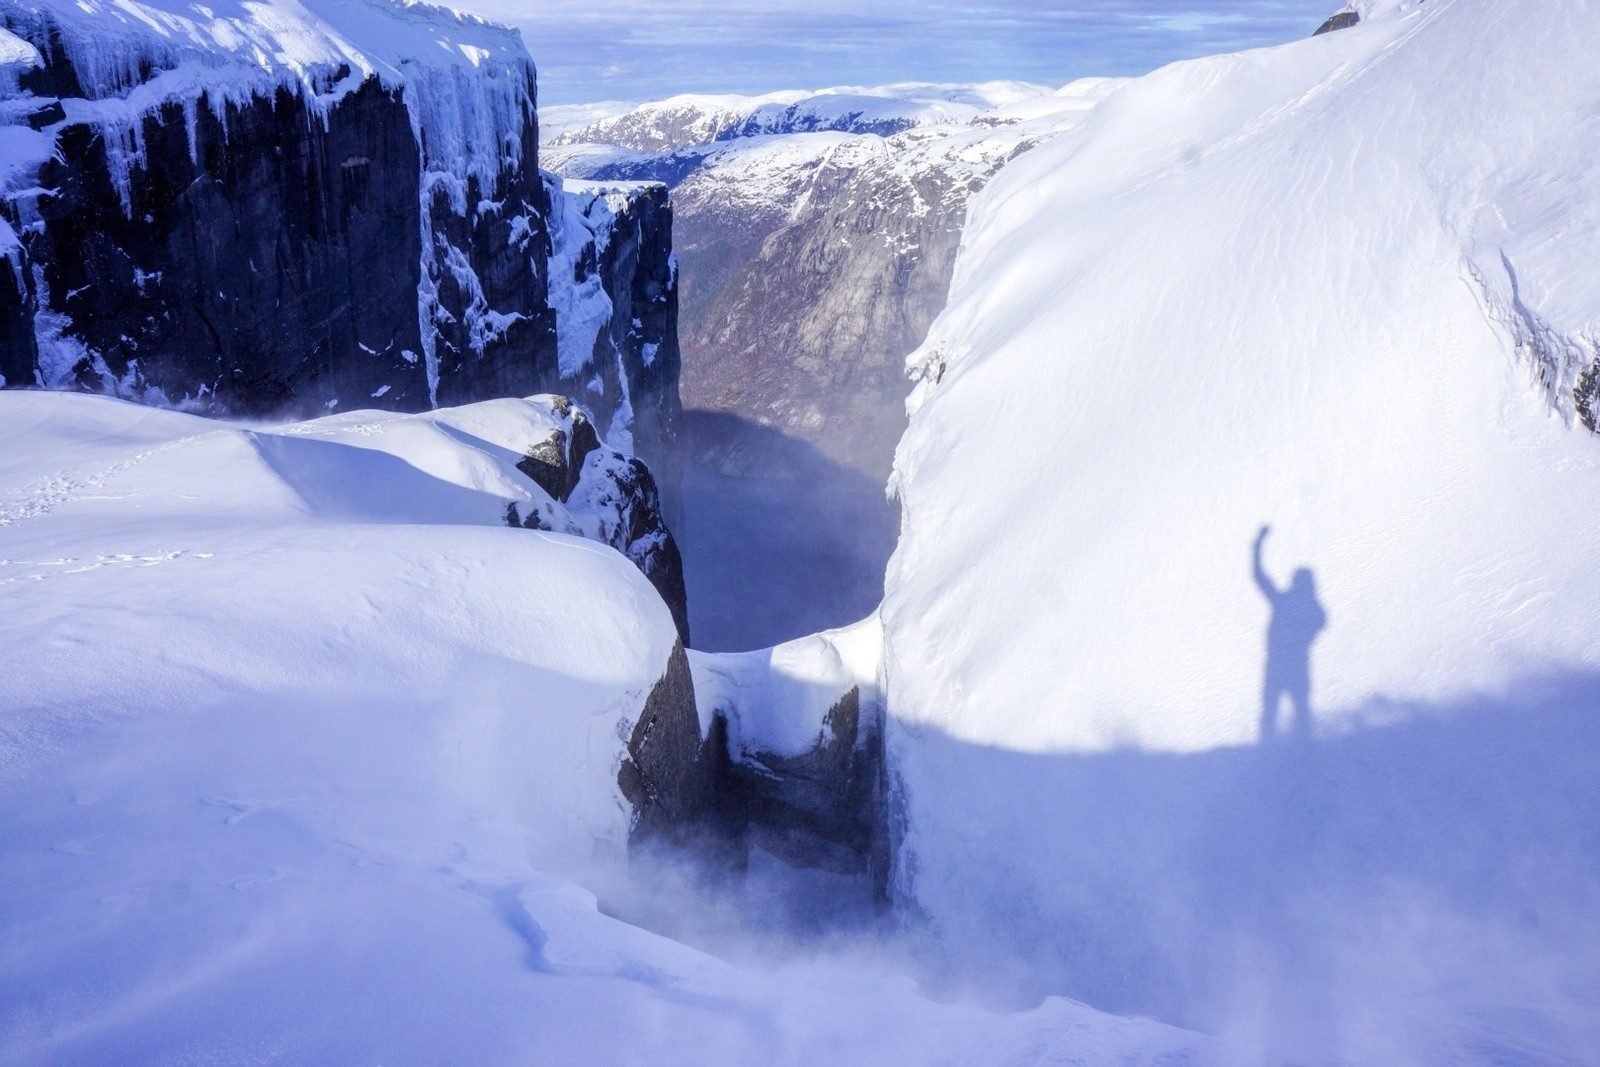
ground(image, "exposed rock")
xmin=618 ymin=641 xmax=717 ymax=841
xmin=518 ymin=430 xmax=575 ymax=502
xmin=567 ymin=451 xmax=691 ymax=644
xmin=1314 ymin=11 xmax=1361 ymax=35
xmin=716 ymin=686 xmax=890 ymax=899
xmin=555 ymin=183 xmax=684 ymax=516
xmin=547 ymin=81 xmax=1119 ymax=484
xmin=502 ymin=396 xmax=690 ymax=645
xmin=23 ymin=73 xmax=444 ymax=410
xmin=517 ymin=406 xmax=601 ymax=502
xmin=1575 ymin=361 xmax=1600 ymax=433
xmin=687 ymin=617 xmax=892 ymax=897
xmin=0 ymin=3 xmax=682 ymax=501
xmin=0 ymin=253 xmax=33 ymax=386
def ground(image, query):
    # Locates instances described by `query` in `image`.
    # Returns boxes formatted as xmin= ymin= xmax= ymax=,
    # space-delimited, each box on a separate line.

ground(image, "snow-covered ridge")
xmin=2 ymin=0 xmax=535 ymax=200
xmin=546 ymin=80 xmax=1057 ymax=154
xmin=550 ymin=78 xmax=1121 ymax=245
xmin=0 ymin=387 xmax=685 ymax=797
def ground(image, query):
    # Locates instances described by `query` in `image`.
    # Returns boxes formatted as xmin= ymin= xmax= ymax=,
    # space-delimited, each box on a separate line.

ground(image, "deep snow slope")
xmin=884 ymin=0 xmax=1600 ymax=1057
xmin=0 ymin=391 xmax=1204 ymax=1061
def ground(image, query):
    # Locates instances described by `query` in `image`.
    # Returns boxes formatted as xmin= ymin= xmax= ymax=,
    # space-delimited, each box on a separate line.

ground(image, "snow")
xmin=0 ymin=24 xmax=35 ymax=69
xmin=881 ymin=0 xmax=1600 ymax=1055
xmin=690 ymin=613 xmax=882 ymax=758
xmin=0 ymin=390 xmax=1204 ymax=1061
xmin=547 ymin=80 xmax=1058 ymax=152
xmin=2 ymin=0 xmax=535 ymax=193
xmin=549 ymin=78 xmax=1125 ymax=226
xmin=546 ymin=89 xmax=811 ymax=151
xmin=539 ymin=98 xmax=636 ymax=139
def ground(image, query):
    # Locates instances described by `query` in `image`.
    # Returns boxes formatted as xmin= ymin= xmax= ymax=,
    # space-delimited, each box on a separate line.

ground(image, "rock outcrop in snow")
xmin=502 ymin=395 xmax=690 ymax=642
xmin=689 ymin=616 xmax=890 ymax=895
xmin=0 ymin=0 xmax=682 ymax=486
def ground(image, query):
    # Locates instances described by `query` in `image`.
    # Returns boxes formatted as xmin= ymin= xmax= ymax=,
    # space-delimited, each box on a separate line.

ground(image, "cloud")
xmin=460 ymin=1 xmax=1342 ymax=103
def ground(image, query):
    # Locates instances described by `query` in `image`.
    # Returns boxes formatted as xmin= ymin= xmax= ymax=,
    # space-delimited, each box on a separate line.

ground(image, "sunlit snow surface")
xmin=691 ymin=614 xmax=883 ymax=760
xmin=883 ymin=0 xmax=1600 ymax=1058
xmin=0 ymin=392 xmax=1202 ymax=1062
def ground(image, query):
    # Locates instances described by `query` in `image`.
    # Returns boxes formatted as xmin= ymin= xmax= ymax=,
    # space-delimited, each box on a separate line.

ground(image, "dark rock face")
xmin=618 ymin=642 xmax=717 ymax=841
xmin=716 ymin=687 xmax=891 ymax=901
xmin=0 ymin=11 xmax=682 ymax=492
xmin=550 ymin=126 xmax=1024 ymax=487
xmin=24 ymin=73 xmax=441 ymax=411
xmin=1314 ymin=10 xmax=1361 ymax=35
xmin=0 ymin=253 xmax=33 ymax=386
xmin=677 ymin=149 xmax=967 ymax=483
xmin=516 ymin=402 xmax=602 ymax=502
xmin=1574 ymin=362 xmax=1600 ymax=433
xmin=570 ymin=451 xmax=691 ymax=644
xmin=558 ymin=185 xmax=684 ymax=514
xmin=504 ymin=397 xmax=690 ymax=644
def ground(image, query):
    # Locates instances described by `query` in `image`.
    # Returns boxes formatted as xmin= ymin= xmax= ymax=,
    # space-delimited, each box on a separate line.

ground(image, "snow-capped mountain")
xmin=548 ymin=79 xmax=1119 ymax=483
xmin=547 ymin=81 xmax=1054 ymax=155
xmin=867 ymin=0 xmax=1600 ymax=1056
xmin=550 ymin=79 xmax=1120 ymax=650
xmin=0 ymin=0 xmax=681 ymax=483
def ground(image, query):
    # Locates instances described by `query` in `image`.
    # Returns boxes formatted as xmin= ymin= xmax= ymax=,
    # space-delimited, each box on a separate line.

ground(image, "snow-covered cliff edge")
xmin=876 ymin=0 xmax=1600 ymax=1056
xmin=0 ymin=0 xmax=681 ymax=481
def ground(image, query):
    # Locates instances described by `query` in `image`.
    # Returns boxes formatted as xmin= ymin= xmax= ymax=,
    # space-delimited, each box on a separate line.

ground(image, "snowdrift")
xmin=883 ymin=0 xmax=1600 ymax=1057
xmin=0 ymin=391 xmax=1201 ymax=1061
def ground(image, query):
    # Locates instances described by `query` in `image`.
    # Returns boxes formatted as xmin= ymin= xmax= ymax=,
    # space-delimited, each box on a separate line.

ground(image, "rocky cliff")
xmin=547 ymin=81 xmax=1119 ymax=483
xmin=0 ymin=0 xmax=681 ymax=482
xmin=505 ymin=395 xmax=690 ymax=642
xmin=549 ymin=83 xmax=1119 ymax=649
xmin=687 ymin=616 xmax=891 ymax=899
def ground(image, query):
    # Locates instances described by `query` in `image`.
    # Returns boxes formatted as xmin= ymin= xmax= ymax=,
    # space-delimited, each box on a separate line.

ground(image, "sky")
xmin=461 ymin=1 xmax=1346 ymax=104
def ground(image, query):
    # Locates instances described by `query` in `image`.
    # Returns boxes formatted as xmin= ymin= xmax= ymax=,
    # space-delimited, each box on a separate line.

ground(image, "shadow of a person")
xmin=1253 ymin=525 xmax=1327 ymax=742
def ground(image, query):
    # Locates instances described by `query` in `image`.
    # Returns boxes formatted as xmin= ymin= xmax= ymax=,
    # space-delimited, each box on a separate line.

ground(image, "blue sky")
xmin=463 ymin=1 xmax=1344 ymax=104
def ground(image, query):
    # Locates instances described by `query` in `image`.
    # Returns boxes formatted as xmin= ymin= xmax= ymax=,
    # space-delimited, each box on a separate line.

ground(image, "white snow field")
xmin=544 ymin=81 xmax=1060 ymax=152
xmin=881 ymin=0 xmax=1600 ymax=1059
xmin=0 ymin=392 xmax=1202 ymax=1062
